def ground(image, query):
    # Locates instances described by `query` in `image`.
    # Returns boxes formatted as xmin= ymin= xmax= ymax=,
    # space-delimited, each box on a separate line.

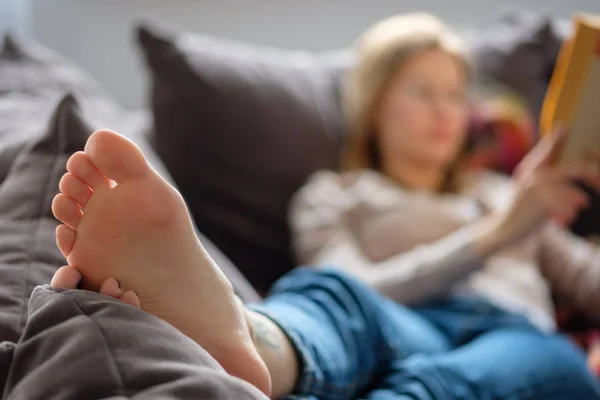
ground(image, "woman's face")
xmin=375 ymin=49 xmax=469 ymax=170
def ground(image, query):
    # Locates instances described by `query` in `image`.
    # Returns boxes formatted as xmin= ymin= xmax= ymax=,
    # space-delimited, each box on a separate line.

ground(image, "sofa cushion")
xmin=0 ymin=33 xmax=120 ymax=185
xmin=469 ymin=12 xmax=569 ymax=123
xmin=138 ymin=23 xmax=347 ymax=294
xmin=0 ymin=94 xmax=88 ymax=343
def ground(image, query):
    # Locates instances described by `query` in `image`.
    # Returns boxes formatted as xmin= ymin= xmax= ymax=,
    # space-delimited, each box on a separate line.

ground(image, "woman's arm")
xmin=292 ymin=128 xmax=600 ymax=305
xmin=539 ymin=224 xmax=600 ymax=320
xmin=290 ymin=171 xmax=506 ymax=304
xmin=310 ymin=219 xmax=504 ymax=304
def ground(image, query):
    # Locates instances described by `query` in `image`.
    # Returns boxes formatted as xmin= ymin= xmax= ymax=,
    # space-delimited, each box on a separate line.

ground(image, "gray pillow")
xmin=0 ymin=33 xmax=120 ymax=185
xmin=470 ymin=12 xmax=568 ymax=121
xmin=0 ymin=94 xmax=88 ymax=343
xmin=137 ymin=23 xmax=347 ymax=294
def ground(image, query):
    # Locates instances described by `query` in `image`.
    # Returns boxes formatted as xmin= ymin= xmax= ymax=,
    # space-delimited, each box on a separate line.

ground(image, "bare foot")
xmin=51 ymin=129 xmax=271 ymax=396
xmin=51 ymin=266 xmax=141 ymax=307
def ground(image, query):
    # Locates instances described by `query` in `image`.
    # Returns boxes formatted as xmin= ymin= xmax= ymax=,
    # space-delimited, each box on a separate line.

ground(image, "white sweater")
xmin=290 ymin=169 xmax=600 ymax=332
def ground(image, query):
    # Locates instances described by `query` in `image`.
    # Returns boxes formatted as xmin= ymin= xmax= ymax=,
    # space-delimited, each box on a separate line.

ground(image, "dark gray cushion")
xmin=470 ymin=12 xmax=568 ymax=121
xmin=0 ymin=33 xmax=120 ymax=185
xmin=0 ymin=94 xmax=87 ymax=344
xmin=137 ymin=23 xmax=347 ymax=294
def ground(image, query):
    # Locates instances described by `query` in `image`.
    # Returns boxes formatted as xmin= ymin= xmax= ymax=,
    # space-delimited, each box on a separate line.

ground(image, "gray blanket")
xmin=1 ymin=286 xmax=268 ymax=399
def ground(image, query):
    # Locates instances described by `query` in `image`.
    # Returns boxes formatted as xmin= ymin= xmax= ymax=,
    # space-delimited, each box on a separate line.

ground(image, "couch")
xmin=0 ymin=12 xmax=594 ymax=398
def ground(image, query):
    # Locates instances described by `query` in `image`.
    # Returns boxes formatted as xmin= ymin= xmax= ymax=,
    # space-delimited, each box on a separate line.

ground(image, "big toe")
xmin=84 ymin=129 xmax=149 ymax=183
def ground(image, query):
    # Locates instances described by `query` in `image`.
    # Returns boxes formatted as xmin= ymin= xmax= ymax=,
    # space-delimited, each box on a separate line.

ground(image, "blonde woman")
xmin=49 ymin=13 xmax=600 ymax=400
xmin=287 ymin=12 xmax=600 ymax=398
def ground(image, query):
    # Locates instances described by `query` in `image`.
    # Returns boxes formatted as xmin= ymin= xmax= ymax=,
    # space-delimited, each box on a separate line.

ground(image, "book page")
xmin=560 ymin=51 xmax=600 ymax=163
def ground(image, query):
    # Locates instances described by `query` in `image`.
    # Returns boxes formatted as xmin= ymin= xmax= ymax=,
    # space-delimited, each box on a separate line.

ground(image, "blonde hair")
xmin=342 ymin=13 xmax=472 ymax=192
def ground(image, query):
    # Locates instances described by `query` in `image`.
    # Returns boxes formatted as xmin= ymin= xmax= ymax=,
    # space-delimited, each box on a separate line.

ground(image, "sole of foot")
xmin=51 ymin=129 xmax=271 ymax=396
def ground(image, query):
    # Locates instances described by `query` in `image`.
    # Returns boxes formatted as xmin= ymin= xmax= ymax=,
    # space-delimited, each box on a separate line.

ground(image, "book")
xmin=540 ymin=13 xmax=600 ymax=237
xmin=540 ymin=13 xmax=600 ymax=164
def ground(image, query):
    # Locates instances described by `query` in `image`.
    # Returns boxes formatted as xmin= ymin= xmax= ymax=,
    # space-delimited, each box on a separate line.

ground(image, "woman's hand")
xmin=484 ymin=128 xmax=600 ymax=249
xmin=587 ymin=333 xmax=600 ymax=377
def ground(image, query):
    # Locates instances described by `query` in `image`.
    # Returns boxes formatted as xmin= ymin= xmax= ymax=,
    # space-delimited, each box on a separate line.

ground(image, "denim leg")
xmin=248 ymin=267 xmax=450 ymax=400
xmin=363 ymin=327 xmax=600 ymax=400
xmin=413 ymin=295 xmax=535 ymax=347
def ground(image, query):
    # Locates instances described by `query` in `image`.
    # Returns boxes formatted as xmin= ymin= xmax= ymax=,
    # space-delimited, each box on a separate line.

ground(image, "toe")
xmin=59 ymin=173 xmax=93 ymax=208
xmin=55 ymin=224 xmax=76 ymax=257
xmin=99 ymin=277 xmax=123 ymax=298
xmin=51 ymin=266 xmax=83 ymax=289
xmin=52 ymin=194 xmax=83 ymax=229
xmin=85 ymin=129 xmax=149 ymax=183
xmin=119 ymin=290 xmax=141 ymax=308
xmin=66 ymin=151 xmax=110 ymax=190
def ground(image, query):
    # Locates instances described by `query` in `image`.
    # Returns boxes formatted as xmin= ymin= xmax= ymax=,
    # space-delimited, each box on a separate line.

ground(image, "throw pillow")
xmin=0 ymin=93 xmax=87 ymax=343
xmin=0 ymin=33 xmax=120 ymax=185
xmin=469 ymin=12 xmax=568 ymax=124
xmin=137 ymin=23 xmax=347 ymax=294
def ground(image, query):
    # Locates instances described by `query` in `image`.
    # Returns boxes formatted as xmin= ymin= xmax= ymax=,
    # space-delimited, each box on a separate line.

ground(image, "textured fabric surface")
xmin=469 ymin=12 xmax=569 ymax=122
xmin=0 ymin=94 xmax=87 ymax=344
xmin=137 ymin=23 xmax=347 ymax=294
xmin=1 ymin=285 xmax=267 ymax=400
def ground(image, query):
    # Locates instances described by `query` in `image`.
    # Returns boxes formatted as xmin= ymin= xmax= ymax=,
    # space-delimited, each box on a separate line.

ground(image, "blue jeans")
xmin=249 ymin=268 xmax=599 ymax=400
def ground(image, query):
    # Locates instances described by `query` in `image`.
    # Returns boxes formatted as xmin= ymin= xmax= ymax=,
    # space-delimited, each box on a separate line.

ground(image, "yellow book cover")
xmin=540 ymin=13 xmax=600 ymax=164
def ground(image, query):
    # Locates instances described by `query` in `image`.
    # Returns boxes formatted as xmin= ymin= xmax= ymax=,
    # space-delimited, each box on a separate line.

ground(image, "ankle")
xmin=245 ymin=309 xmax=299 ymax=398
